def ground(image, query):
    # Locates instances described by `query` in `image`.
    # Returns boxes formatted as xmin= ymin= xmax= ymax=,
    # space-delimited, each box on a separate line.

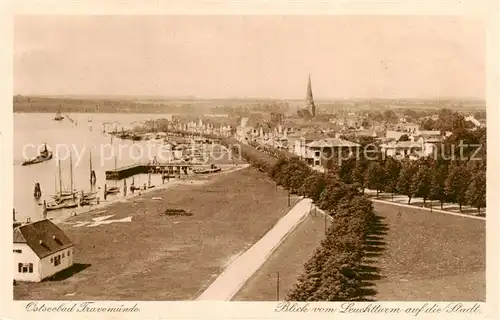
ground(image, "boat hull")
xmin=45 ymin=201 xmax=78 ymax=211
xmin=22 ymin=152 xmax=53 ymax=166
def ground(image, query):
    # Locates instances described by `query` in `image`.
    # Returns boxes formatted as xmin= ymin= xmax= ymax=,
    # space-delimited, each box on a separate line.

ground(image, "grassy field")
xmin=365 ymin=202 xmax=485 ymax=301
xmin=234 ymin=201 xmax=485 ymax=301
xmin=14 ymin=167 xmax=298 ymax=300
xmin=233 ymin=211 xmax=330 ymax=301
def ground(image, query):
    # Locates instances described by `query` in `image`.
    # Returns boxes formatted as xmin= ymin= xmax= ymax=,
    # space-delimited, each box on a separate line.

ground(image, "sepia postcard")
xmin=1 ymin=0 xmax=498 ymax=319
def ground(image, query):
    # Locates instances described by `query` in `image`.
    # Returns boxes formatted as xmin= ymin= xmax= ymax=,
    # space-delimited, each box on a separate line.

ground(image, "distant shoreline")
xmin=13 ymin=95 xmax=486 ymax=114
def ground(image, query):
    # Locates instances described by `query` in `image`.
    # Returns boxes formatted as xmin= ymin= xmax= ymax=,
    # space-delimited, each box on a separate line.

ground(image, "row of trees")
xmin=219 ymin=138 xmax=375 ymax=301
xmin=337 ymin=121 xmax=486 ymax=214
xmin=269 ymin=158 xmax=375 ymax=301
xmin=287 ymin=195 xmax=373 ymax=301
xmin=419 ymin=108 xmax=478 ymax=132
xmin=339 ymin=154 xmax=486 ymax=214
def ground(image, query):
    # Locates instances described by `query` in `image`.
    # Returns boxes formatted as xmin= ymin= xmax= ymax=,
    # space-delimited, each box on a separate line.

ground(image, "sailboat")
xmin=105 ymin=152 xmax=120 ymax=195
xmin=54 ymin=109 xmax=64 ymax=121
xmin=46 ymin=154 xmax=78 ymax=211
xmin=51 ymin=159 xmax=73 ymax=201
xmin=130 ymin=175 xmax=140 ymax=192
xmin=147 ymin=171 xmax=155 ymax=189
xmin=81 ymin=149 xmax=98 ymax=205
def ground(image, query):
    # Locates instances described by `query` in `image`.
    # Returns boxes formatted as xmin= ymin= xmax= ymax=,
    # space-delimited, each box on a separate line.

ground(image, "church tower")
xmin=306 ymin=75 xmax=316 ymax=117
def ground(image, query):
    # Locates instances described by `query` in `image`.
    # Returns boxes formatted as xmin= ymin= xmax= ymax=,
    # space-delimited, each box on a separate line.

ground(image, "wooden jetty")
xmin=105 ymin=162 xmax=205 ymax=180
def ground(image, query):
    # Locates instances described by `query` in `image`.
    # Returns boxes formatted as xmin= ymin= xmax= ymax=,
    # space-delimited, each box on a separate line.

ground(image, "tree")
xmin=410 ymin=164 xmax=432 ymax=206
xmin=286 ymin=163 xmax=311 ymax=193
xmin=420 ymin=118 xmax=437 ymax=130
xmin=403 ymin=108 xmax=419 ymax=122
xmin=429 ymin=163 xmax=449 ymax=209
xmin=465 ymin=165 xmax=486 ymax=214
xmin=445 ymin=163 xmax=472 ymax=212
xmin=443 ymin=128 xmax=481 ymax=160
xmin=396 ymin=160 xmax=418 ymax=204
xmin=383 ymin=157 xmax=401 ymax=201
xmin=339 ymin=157 xmax=356 ymax=184
xmin=318 ymin=180 xmax=345 ymax=211
xmin=383 ymin=110 xmax=398 ymax=123
xmin=299 ymin=173 xmax=327 ymax=202
xmin=364 ymin=162 xmax=385 ymax=198
xmin=352 ymin=159 xmax=369 ymax=194
xmin=398 ymin=134 xmax=410 ymax=142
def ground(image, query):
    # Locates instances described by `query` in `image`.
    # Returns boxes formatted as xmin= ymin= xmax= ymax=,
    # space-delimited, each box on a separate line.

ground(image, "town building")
xmin=293 ymin=135 xmax=360 ymax=168
xmin=380 ymin=140 xmax=424 ymax=159
xmin=13 ymin=219 xmax=74 ymax=282
xmin=394 ymin=122 xmax=420 ymax=133
xmin=385 ymin=130 xmax=409 ymax=141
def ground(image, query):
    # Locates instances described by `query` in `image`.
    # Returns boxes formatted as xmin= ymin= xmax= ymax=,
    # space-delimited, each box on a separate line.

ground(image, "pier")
xmin=105 ymin=162 xmax=205 ymax=180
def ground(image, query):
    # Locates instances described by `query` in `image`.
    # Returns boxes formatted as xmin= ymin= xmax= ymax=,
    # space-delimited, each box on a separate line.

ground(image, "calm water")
xmin=14 ymin=113 xmax=178 ymax=222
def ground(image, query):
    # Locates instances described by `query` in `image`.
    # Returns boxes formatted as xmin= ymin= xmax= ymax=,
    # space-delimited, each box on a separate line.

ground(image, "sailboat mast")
xmin=58 ymin=159 xmax=62 ymax=194
xmin=114 ymin=152 xmax=118 ymax=187
xmin=70 ymin=150 xmax=74 ymax=195
xmin=89 ymin=149 xmax=93 ymax=188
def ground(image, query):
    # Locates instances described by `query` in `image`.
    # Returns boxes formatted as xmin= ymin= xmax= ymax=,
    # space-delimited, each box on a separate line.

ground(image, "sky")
xmin=14 ymin=16 xmax=485 ymax=100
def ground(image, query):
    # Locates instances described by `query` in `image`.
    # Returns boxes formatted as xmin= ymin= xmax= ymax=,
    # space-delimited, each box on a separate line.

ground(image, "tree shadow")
xmin=42 ymin=263 xmax=91 ymax=282
xmin=356 ymin=214 xmax=388 ymax=301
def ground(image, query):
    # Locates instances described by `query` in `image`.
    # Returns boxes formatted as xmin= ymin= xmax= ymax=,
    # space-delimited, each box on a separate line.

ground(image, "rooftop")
xmin=307 ymin=138 xmax=360 ymax=148
xmin=14 ymin=219 xmax=74 ymax=259
xmin=381 ymin=141 xmax=423 ymax=149
xmin=417 ymin=130 xmax=441 ymax=136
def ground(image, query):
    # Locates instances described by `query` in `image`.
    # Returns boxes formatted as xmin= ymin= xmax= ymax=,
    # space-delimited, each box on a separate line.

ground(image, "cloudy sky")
xmin=14 ymin=15 xmax=485 ymax=99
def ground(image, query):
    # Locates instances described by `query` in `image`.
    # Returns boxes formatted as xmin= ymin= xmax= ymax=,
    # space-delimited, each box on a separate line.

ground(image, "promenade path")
xmin=197 ymin=198 xmax=313 ymax=300
xmin=364 ymin=189 xmax=486 ymax=220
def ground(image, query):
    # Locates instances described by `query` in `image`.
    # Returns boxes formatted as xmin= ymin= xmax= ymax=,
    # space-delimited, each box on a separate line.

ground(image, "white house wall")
xmin=39 ymin=247 xmax=75 ymax=281
xmin=13 ymin=243 xmax=41 ymax=282
xmin=423 ymin=143 xmax=436 ymax=156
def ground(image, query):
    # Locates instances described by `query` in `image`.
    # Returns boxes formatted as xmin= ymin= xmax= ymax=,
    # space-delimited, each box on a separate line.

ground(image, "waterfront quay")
xmin=105 ymin=162 xmax=206 ymax=180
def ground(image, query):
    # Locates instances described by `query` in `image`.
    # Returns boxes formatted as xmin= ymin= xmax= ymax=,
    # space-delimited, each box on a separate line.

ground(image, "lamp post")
xmin=276 ymin=271 xmax=280 ymax=301
xmin=267 ymin=272 xmax=280 ymax=301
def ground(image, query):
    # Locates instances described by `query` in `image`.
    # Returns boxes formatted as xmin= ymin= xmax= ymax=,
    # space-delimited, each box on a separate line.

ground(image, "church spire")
xmin=306 ymin=74 xmax=316 ymax=117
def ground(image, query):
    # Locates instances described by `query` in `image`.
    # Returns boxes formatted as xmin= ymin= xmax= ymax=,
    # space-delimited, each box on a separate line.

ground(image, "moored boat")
xmin=193 ymin=165 xmax=221 ymax=174
xmin=45 ymin=200 xmax=78 ymax=211
xmin=54 ymin=109 xmax=64 ymax=121
xmin=104 ymin=153 xmax=120 ymax=196
xmin=22 ymin=144 xmax=53 ymax=166
xmin=52 ymin=192 xmax=78 ymax=203
xmin=105 ymin=186 xmax=120 ymax=195
xmin=79 ymin=190 xmax=99 ymax=206
xmin=51 ymin=151 xmax=80 ymax=203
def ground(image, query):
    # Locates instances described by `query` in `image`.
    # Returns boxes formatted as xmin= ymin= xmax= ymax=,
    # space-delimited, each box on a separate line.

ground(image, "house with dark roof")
xmin=380 ymin=139 xmax=428 ymax=159
xmin=13 ymin=219 xmax=74 ymax=282
xmin=295 ymin=136 xmax=360 ymax=168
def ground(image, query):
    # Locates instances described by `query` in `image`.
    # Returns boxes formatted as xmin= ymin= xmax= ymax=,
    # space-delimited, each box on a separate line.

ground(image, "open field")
xmin=234 ymin=201 xmax=485 ymax=301
xmin=365 ymin=201 xmax=485 ymax=301
xmin=198 ymin=198 xmax=313 ymax=300
xmin=14 ymin=167 xmax=300 ymax=300
xmin=233 ymin=211 xmax=330 ymax=301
